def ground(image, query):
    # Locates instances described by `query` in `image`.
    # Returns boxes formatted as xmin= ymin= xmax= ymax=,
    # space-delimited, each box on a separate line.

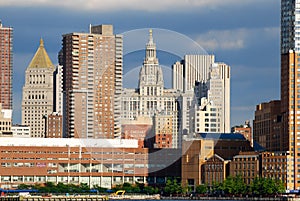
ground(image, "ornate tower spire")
xmin=139 ymin=29 xmax=164 ymax=95
xmin=145 ymin=29 xmax=158 ymax=64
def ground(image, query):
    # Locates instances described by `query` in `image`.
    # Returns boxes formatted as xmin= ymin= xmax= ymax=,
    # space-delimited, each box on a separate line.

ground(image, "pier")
xmin=0 ymin=196 xmax=108 ymax=201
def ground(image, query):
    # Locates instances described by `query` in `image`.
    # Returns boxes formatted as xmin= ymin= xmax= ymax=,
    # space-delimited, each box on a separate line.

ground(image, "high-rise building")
xmin=190 ymin=63 xmax=231 ymax=133
xmin=21 ymin=39 xmax=55 ymax=138
xmin=173 ymin=56 xmax=230 ymax=135
xmin=172 ymin=55 xmax=215 ymax=92
xmin=0 ymin=21 xmax=13 ymax=110
xmin=62 ymin=24 xmax=122 ymax=139
xmin=280 ymin=0 xmax=300 ymax=189
xmin=121 ymin=30 xmax=180 ymax=148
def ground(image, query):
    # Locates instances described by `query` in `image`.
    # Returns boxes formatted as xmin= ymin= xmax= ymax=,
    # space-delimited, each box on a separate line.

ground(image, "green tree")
xmin=233 ymin=175 xmax=247 ymax=195
xmin=249 ymin=177 xmax=285 ymax=196
xmin=18 ymin=184 xmax=32 ymax=189
xmin=195 ymin=184 xmax=207 ymax=194
xmin=222 ymin=176 xmax=235 ymax=194
xmin=163 ymin=178 xmax=182 ymax=195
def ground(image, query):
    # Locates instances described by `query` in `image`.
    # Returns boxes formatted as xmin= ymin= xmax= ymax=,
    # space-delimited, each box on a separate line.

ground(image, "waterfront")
xmin=1 ymin=196 xmax=299 ymax=201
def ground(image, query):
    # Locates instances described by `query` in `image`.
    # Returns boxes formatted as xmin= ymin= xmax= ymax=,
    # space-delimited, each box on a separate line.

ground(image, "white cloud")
xmin=0 ymin=0 xmax=269 ymax=12
xmin=196 ymin=27 xmax=279 ymax=51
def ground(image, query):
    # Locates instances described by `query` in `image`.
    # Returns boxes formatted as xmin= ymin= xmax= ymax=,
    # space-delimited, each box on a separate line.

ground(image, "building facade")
xmin=62 ymin=24 xmax=122 ymax=139
xmin=0 ymin=21 xmax=13 ymax=110
xmin=229 ymin=152 xmax=259 ymax=185
xmin=46 ymin=112 xmax=63 ymax=138
xmin=0 ymin=138 xmax=181 ymax=189
xmin=232 ymin=121 xmax=252 ymax=146
xmin=121 ymin=30 xmax=180 ymax=148
xmin=0 ymin=104 xmax=12 ymax=136
xmin=280 ymin=0 xmax=300 ymax=189
xmin=261 ymin=151 xmax=293 ymax=190
xmin=21 ymin=39 xmax=55 ymax=138
xmin=189 ymin=63 xmax=231 ymax=134
xmin=181 ymin=133 xmax=253 ymax=188
xmin=253 ymin=100 xmax=282 ymax=151
xmin=201 ymin=154 xmax=228 ymax=187
xmin=172 ymin=55 xmax=215 ymax=92
xmin=11 ymin=125 xmax=30 ymax=138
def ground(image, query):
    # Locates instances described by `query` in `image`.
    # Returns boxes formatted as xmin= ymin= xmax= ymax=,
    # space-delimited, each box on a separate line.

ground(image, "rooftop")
xmin=197 ymin=133 xmax=246 ymax=140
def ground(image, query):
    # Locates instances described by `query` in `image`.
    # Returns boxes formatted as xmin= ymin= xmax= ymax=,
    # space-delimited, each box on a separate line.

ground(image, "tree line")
xmin=17 ymin=176 xmax=285 ymax=197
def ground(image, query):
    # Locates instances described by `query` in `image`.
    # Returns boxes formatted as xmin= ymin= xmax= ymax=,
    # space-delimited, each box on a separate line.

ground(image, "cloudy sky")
xmin=0 ymin=0 xmax=280 ymax=126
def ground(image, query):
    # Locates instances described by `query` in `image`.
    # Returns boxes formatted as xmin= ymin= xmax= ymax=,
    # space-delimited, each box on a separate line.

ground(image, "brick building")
xmin=0 ymin=138 xmax=181 ymax=189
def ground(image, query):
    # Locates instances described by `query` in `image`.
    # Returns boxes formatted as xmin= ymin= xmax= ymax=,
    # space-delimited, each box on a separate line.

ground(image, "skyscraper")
xmin=190 ymin=63 xmax=231 ymax=133
xmin=62 ymin=25 xmax=122 ymax=139
xmin=121 ymin=30 xmax=180 ymax=148
xmin=21 ymin=39 xmax=55 ymax=138
xmin=281 ymin=0 xmax=300 ymax=189
xmin=172 ymin=55 xmax=215 ymax=92
xmin=0 ymin=21 xmax=13 ymax=110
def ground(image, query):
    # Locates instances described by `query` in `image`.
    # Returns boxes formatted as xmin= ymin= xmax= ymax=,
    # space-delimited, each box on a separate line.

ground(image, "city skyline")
xmin=0 ymin=0 xmax=280 ymax=126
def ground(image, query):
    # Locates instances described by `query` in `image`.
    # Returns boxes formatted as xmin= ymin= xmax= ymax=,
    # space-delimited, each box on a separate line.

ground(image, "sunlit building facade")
xmin=121 ymin=30 xmax=180 ymax=148
xmin=280 ymin=0 xmax=300 ymax=189
xmin=21 ymin=39 xmax=55 ymax=138
xmin=62 ymin=25 xmax=123 ymax=139
xmin=0 ymin=21 xmax=13 ymax=111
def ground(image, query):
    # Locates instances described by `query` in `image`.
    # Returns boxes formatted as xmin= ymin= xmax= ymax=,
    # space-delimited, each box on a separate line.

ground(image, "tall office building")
xmin=121 ymin=30 xmax=180 ymax=148
xmin=172 ymin=55 xmax=215 ymax=92
xmin=62 ymin=24 xmax=122 ymax=139
xmin=21 ymin=39 xmax=55 ymax=138
xmin=189 ymin=62 xmax=231 ymax=134
xmin=0 ymin=21 xmax=13 ymax=110
xmin=281 ymin=0 xmax=300 ymax=189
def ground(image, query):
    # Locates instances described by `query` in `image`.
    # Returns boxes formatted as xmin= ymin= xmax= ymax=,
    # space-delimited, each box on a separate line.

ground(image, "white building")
xmin=190 ymin=63 xmax=231 ymax=133
xmin=0 ymin=103 xmax=12 ymax=136
xmin=21 ymin=39 xmax=55 ymax=138
xmin=11 ymin=125 xmax=31 ymax=138
xmin=172 ymin=54 xmax=215 ymax=92
xmin=121 ymin=30 xmax=180 ymax=148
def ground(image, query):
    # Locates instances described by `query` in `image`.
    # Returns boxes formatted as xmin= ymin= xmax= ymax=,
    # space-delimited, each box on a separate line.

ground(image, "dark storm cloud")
xmin=0 ymin=0 xmax=280 ymax=125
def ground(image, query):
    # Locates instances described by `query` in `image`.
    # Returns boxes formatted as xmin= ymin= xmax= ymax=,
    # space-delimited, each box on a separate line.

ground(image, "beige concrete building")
xmin=11 ymin=125 xmax=30 ymax=138
xmin=21 ymin=39 xmax=55 ymax=138
xmin=172 ymin=55 xmax=215 ymax=92
xmin=62 ymin=24 xmax=122 ymax=139
xmin=189 ymin=63 xmax=231 ymax=133
xmin=0 ymin=104 xmax=12 ymax=137
xmin=121 ymin=30 xmax=180 ymax=148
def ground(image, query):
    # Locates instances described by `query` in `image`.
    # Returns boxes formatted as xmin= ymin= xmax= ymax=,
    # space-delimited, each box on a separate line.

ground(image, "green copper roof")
xmin=28 ymin=38 xmax=54 ymax=69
